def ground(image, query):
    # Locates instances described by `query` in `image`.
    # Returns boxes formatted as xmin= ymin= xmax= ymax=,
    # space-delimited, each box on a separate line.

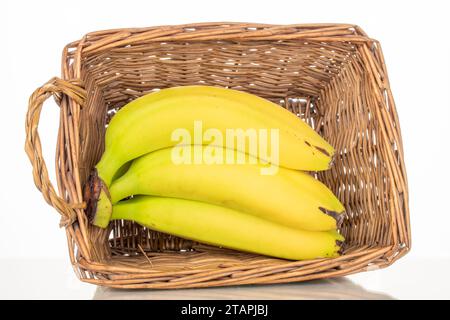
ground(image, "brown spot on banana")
xmin=305 ymin=141 xmax=335 ymax=167
xmin=318 ymin=206 xmax=345 ymax=229
xmin=313 ymin=145 xmax=331 ymax=157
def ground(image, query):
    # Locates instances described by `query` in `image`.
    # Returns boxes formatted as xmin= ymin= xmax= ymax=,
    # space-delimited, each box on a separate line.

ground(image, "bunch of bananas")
xmin=85 ymin=86 xmax=345 ymax=260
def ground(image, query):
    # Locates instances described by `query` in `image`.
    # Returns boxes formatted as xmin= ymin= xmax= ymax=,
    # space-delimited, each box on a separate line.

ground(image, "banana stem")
xmin=109 ymin=174 xmax=136 ymax=204
xmin=83 ymin=169 xmax=113 ymax=228
xmin=95 ymin=151 xmax=122 ymax=187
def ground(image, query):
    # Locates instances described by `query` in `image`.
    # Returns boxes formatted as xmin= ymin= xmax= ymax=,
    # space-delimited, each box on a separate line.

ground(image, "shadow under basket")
xmin=25 ymin=22 xmax=410 ymax=289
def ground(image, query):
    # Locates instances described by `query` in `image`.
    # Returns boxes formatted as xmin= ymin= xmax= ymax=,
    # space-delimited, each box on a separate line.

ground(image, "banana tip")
xmin=336 ymin=240 xmax=345 ymax=255
xmin=319 ymin=207 xmax=345 ymax=229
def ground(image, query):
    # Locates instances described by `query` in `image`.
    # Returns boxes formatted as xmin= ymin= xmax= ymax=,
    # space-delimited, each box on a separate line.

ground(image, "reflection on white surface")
xmin=93 ymin=278 xmax=393 ymax=300
xmin=1 ymin=257 xmax=449 ymax=299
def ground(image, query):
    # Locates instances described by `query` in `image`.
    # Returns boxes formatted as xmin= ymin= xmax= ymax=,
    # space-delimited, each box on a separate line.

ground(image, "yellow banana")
xmin=95 ymin=86 xmax=334 ymax=187
xmin=107 ymin=146 xmax=344 ymax=231
xmin=111 ymin=196 xmax=344 ymax=260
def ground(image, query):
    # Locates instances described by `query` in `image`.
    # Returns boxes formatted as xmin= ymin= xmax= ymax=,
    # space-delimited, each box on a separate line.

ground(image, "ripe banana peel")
xmin=83 ymin=86 xmax=345 ymax=260
xmin=111 ymin=196 xmax=344 ymax=261
xmin=95 ymin=86 xmax=335 ymax=187
xmin=106 ymin=146 xmax=344 ymax=231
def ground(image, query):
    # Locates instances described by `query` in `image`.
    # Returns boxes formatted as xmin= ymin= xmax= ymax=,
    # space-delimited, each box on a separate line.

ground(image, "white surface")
xmin=0 ymin=257 xmax=448 ymax=299
xmin=1 ymin=0 xmax=450 ymax=298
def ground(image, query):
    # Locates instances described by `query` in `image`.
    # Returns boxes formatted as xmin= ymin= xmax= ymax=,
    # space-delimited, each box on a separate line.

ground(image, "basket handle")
xmin=25 ymin=77 xmax=86 ymax=227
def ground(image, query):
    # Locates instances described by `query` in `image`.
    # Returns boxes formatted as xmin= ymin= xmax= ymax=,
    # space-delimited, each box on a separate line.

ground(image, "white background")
xmin=1 ymin=0 xmax=450 ymax=298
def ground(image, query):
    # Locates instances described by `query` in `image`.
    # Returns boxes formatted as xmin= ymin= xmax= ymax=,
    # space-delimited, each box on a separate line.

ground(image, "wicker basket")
xmin=25 ymin=22 xmax=410 ymax=289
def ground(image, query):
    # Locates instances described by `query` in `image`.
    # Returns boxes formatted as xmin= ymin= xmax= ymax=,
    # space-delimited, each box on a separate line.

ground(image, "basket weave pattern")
xmin=25 ymin=23 xmax=410 ymax=289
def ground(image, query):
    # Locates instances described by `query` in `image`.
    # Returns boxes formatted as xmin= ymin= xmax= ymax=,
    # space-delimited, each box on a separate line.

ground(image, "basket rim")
xmin=63 ymin=22 xmax=376 ymax=61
